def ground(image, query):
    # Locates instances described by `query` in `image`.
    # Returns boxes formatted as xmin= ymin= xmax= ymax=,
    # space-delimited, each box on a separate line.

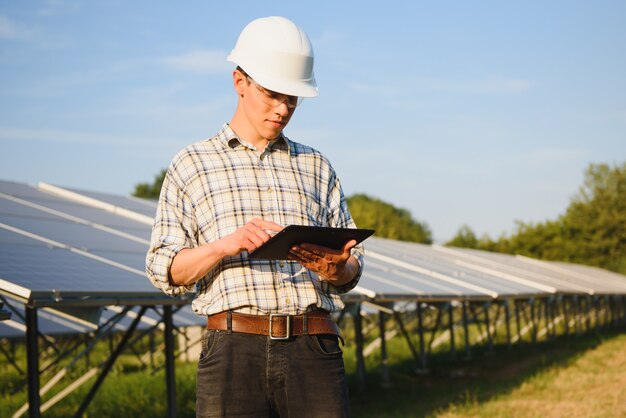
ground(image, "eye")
xmin=265 ymin=90 xmax=282 ymax=100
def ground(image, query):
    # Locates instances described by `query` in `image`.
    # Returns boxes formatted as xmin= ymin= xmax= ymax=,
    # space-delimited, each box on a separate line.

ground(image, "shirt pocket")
xmin=281 ymin=191 xmax=324 ymax=226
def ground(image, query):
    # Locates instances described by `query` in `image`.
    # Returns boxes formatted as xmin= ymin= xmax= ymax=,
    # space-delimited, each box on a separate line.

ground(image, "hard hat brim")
xmin=228 ymin=52 xmax=318 ymax=98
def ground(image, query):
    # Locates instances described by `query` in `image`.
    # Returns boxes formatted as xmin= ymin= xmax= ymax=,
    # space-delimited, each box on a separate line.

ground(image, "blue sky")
xmin=1 ymin=1 xmax=625 ymax=242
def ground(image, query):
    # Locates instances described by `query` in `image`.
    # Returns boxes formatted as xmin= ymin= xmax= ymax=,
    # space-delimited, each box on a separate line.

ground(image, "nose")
xmin=275 ymin=101 xmax=291 ymax=116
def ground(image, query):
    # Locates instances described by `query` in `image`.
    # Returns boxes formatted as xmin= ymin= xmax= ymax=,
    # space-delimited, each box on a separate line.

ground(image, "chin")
xmin=263 ymin=128 xmax=284 ymax=139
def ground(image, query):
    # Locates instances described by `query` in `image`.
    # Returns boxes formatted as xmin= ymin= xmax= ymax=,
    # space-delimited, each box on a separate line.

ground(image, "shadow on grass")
xmin=347 ymin=328 xmax=625 ymax=418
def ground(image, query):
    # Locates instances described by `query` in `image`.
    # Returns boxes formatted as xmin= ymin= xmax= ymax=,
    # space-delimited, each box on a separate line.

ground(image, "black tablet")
xmin=247 ymin=225 xmax=375 ymax=260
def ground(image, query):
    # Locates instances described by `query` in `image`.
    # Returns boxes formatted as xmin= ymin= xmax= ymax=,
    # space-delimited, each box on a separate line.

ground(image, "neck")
xmin=229 ymin=118 xmax=271 ymax=151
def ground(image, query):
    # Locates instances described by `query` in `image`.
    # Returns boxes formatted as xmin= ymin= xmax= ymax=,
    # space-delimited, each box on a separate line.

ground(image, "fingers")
xmin=288 ymin=240 xmax=354 ymax=281
xmin=288 ymin=245 xmax=324 ymax=264
xmin=221 ymin=219 xmax=284 ymax=256
xmin=248 ymin=219 xmax=284 ymax=233
xmin=342 ymin=239 xmax=357 ymax=253
xmin=239 ymin=220 xmax=282 ymax=250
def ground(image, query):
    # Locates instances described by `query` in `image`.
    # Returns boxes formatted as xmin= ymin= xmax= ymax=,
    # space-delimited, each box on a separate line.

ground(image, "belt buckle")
xmin=269 ymin=314 xmax=291 ymax=340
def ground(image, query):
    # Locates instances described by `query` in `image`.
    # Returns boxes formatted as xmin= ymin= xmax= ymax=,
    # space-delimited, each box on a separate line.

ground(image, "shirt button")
xmin=267 ymin=187 xmax=273 ymax=193
xmin=278 ymin=261 xmax=285 ymax=268
xmin=285 ymin=298 xmax=291 ymax=305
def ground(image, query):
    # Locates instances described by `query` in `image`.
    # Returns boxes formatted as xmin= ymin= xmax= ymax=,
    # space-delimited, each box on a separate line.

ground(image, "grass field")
xmin=348 ymin=330 xmax=626 ymax=417
xmin=1 ymin=328 xmax=625 ymax=417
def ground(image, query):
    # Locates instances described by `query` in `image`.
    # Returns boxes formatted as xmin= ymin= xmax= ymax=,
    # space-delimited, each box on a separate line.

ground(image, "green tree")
xmin=479 ymin=162 xmax=626 ymax=274
xmin=561 ymin=162 xmax=626 ymax=272
xmin=446 ymin=225 xmax=479 ymax=248
xmin=133 ymin=169 xmax=167 ymax=199
xmin=346 ymin=194 xmax=432 ymax=244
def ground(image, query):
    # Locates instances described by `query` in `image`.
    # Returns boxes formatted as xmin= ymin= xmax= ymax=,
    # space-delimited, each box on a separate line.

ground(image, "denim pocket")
xmin=307 ymin=334 xmax=343 ymax=356
xmin=198 ymin=329 xmax=223 ymax=366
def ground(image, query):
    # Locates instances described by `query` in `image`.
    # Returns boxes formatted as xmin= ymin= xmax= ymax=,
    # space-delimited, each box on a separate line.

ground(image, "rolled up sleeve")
xmin=325 ymin=169 xmax=365 ymax=294
xmin=145 ymin=162 xmax=197 ymax=296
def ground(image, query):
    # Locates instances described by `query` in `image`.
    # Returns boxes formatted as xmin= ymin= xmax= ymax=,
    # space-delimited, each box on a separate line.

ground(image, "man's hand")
xmin=218 ymin=219 xmax=284 ymax=257
xmin=170 ymin=219 xmax=283 ymax=285
xmin=288 ymin=239 xmax=358 ymax=286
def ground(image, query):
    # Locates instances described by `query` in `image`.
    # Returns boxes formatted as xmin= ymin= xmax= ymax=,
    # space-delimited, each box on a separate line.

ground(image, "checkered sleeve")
xmin=326 ymin=167 xmax=364 ymax=294
xmin=145 ymin=155 xmax=197 ymax=296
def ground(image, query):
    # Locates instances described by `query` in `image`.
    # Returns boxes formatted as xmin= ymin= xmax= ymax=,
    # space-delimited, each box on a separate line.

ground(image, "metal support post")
xmin=447 ymin=303 xmax=456 ymax=358
xmin=352 ymin=303 xmax=367 ymax=391
xmin=594 ymin=296 xmax=600 ymax=332
xmin=610 ymin=296 xmax=617 ymax=326
xmin=462 ymin=301 xmax=471 ymax=359
xmin=483 ymin=302 xmax=493 ymax=353
xmin=164 ymin=305 xmax=177 ymax=418
xmin=504 ymin=300 xmax=512 ymax=349
xmin=416 ymin=302 xmax=427 ymax=371
xmin=530 ymin=299 xmax=537 ymax=344
xmin=562 ymin=296 xmax=569 ymax=337
xmin=574 ymin=296 xmax=581 ymax=336
xmin=25 ymin=305 xmax=41 ymax=418
xmin=544 ymin=298 xmax=552 ymax=340
xmin=584 ymin=296 xmax=590 ymax=332
xmin=378 ymin=311 xmax=390 ymax=387
xmin=515 ymin=300 xmax=522 ymax=343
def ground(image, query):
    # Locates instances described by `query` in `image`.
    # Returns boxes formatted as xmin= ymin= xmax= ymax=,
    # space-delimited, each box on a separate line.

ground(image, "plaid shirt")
xmin=146 ymin=124 xmax=364 ymax=316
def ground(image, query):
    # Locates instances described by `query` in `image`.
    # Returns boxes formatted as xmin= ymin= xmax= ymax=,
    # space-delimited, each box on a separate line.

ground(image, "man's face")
xmin=235 ymin=71 xmax=297 ymax=142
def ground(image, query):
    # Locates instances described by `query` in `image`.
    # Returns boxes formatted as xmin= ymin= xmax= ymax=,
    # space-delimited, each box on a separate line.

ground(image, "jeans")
xmin=196 ymin=330 xmax=349 ymax=418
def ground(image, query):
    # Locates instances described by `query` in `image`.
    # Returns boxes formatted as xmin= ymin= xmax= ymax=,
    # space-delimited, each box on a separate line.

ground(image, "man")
xmin=146 ymin=16 xmax=364 ymax=417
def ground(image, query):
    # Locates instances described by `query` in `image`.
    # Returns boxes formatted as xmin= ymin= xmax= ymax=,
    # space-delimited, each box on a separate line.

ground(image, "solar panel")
xmin=0 ymin=233 xmax=155 ymax=298
xmin=0 ymin=208 xmax=146 ymax=256
xmin=0 ymin=294 xmax=204 ymax=339
xmin=3 ymin=178 xmax=626 ymax=321
xmin=0 ymin=294 xmax=96 ymax=338
xmin=54 ymin=184 xmax=158 ymax=218
xmin=450 ymin=247 xmax=599 ymax=294
xmin=0 ymin=180 xmax=151 ymax=241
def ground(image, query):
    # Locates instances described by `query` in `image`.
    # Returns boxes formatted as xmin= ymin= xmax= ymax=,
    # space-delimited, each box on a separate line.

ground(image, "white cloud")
xmin=37 ymin=0 xmax=78 ymax=17
xmin=0 ymin=15 xmax=33 ymax=40
xmin=163 ymin=50 xmax=231 ymax=74
xmin=520 ymin=147 xmax=587 ymax=163
xmin=414 ymin=75 xmax=533 ymax=94
xmin=0 ymin=127 xmax=172 ymax=147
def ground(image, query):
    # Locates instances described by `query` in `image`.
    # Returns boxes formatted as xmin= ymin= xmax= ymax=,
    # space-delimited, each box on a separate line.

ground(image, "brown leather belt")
xmin=207 ymin=311 xmax=340 ymax=340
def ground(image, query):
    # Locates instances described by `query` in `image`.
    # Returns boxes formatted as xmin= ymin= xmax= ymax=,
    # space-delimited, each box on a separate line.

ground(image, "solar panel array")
xmin=0 ymin=180 xmax=202 ymax=338
xmin=358 ymin=237 xmax=626 ymax=301
xmin=1 ymin=179 xmax=625 ymax=339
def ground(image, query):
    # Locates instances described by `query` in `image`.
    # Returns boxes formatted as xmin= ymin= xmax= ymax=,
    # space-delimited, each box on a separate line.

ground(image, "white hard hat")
xmin=227 ymin=16 xmax=318 ymax=98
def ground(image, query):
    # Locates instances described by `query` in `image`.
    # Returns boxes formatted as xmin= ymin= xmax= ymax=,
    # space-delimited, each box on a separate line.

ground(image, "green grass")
xmin=2 ymin=327 xmax=625 ymax=417
xmin=348 ymin=330 xmax=626 ymax=418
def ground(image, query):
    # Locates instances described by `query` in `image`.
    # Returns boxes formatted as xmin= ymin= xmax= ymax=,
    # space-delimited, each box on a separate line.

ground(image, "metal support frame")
xmin=352 ymin=303 xmax=367 ymax=391
xmin=347 ymin=292 xmax=626 ymax=391
xmin=73 ymin=306 xmax=148 ymax=417
xmin=447 ymin=303 xmax=456 ymax=358
xmin=392 ymin=310 xmax=420 ymax=369
xmin=416 ymin=301 xmax=427 ymax=371
xmin=483 ymin=302 xmax=493 ymax=352
xmin=163 ymin=305 xmax=177 ymax=418
xmin=504 ymin=300 xmax=512 ymax=349
xmin=26 ymin=305 xmax=41 ymax=418
xmin=10 ymin=298 xmax=191 ymax=418
xmin=562 ymin=296 xmax=570 ymax=336
xmin=378 ymin=311 xmax=390 ymax=388
xmin=462 ymin=301 xmax=471 ymax=359
xmin=0 ymin=338 xmax=24 ymax=374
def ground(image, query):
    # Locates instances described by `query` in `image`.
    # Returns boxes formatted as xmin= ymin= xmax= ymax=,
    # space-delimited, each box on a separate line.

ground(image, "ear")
xmin=233 ymin=70 xmax=246 ymax=96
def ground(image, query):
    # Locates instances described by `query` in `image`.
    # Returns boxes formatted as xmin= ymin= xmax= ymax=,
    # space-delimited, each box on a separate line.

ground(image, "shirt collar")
xmin=217 ymin=123 xmax=290 ymax=153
